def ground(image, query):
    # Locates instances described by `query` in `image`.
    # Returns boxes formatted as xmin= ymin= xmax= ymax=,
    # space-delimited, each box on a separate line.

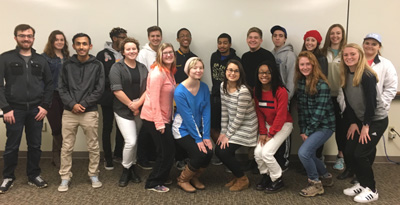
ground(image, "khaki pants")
xmin=59 ymin=110 xmax=100 ymax=180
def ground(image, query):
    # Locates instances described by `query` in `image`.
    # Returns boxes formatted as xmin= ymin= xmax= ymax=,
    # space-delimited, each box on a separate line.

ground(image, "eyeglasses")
xmin=227 ymin=69 xmax=239 ymax=74
xmin=162 ymin=51 xmax=174 ymax=56
xmin=258 ymin=71 xmax=271 ymax=76
xmin=17 ymin=34 xmax=34 ymax=39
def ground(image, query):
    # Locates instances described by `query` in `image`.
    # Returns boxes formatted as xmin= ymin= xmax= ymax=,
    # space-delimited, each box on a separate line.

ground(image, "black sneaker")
xmin=0 ymin=178 xmax=14 ymax=194
xmin=265 ymin=177 xmax=285 ymax=193
xmin=28 ymin=176 xmax=48 ymax=188
xmin=256 ymin=175 xmax=272 ymax=191
xmin=137 ymin=161 xmax=153 ymax=170
xmin=104 ymin=158 xmax=114 ymax=171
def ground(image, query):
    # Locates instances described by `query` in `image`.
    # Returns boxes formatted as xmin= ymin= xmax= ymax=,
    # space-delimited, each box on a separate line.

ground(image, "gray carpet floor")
xmin=1 ymin=158 xmax=400 ymax=205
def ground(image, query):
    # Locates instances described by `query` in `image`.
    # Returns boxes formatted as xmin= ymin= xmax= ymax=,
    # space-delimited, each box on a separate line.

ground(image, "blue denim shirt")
xmin=42 ymin=53 xmax=65 ymax=91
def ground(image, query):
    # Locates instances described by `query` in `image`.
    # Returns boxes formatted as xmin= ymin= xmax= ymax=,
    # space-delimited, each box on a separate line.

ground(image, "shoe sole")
xmin=28 ymin=182 xmax=48 ymax=188
xmin=92 ymin=184 xmax=103 ymax=189
xmin=58 ymin=186 xmax=69 ymax=192
xmin=0 ymin=184 xmax=13 ymax=194
xmin=299 ymin=190 xmax=324 ymax=197
xmin=104 ymin=166 xmax=115 ymax=171
xmin=137 ymin=164 xmax=153 ymax=170
xmin=265 ymin=186 xmax=285 ymax=194
xmin=146 ymin=187 xmax=169 ymax=193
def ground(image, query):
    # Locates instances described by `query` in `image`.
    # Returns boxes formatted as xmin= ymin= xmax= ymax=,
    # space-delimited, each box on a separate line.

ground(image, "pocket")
xmin=31 ymin=63 xmax=42 ymax=76
xmin=9 ymin=62 xmax=23 ymax=75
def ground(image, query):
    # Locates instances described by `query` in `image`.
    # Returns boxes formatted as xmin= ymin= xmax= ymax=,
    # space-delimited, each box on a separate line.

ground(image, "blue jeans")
xmin=298 ymin=129 xmax=333 ymax=181
xmin=3 ymin=108 xmax=43 ymax=180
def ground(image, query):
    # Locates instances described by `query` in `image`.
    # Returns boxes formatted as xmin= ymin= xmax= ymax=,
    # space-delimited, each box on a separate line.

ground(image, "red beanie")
xmin=303 ymin=30 xmax=322 ymax=43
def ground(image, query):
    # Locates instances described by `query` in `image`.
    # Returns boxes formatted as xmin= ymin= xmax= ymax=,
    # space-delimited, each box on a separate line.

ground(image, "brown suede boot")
xmin=190 ymin=167 xmax=205 ymax=190
xmin=229 ymin=175 xmax=249 ymax=192
xmin=177 ymin=165 xmax=196 ymax=193
xmin=225 ymin=177 xmax=237 ymax=187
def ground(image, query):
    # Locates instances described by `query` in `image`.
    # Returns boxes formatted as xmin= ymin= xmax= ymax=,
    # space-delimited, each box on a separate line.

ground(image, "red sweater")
xmin=254 ymin=86 xmax=293 ymax=137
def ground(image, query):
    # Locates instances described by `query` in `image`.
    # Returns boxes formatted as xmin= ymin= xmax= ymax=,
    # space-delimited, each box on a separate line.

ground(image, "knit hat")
xmin=303 ymin=30 xmax=322 ymax=43
xmin=270 ymin=25 xmax=287 ymax=38
xmin=184 ymin=57 xmax=199 ymax=75
xmin=364 ymin=33 xmax=382 ymax=44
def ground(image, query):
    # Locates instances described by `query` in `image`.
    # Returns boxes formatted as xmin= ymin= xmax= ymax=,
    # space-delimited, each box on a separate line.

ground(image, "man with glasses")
xmin=0 ymin=24 xmax=53 ymax=193
xmin=96 ymin=27 xmax=127 ymax=171
xmin=175 ymin=28 xmax=197 ymax=84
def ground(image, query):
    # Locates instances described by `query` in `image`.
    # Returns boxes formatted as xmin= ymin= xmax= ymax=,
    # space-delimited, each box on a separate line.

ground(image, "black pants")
xmin=344 ymin=117 xmax=388 ymax=190
xmin=101 ymin=105 xmax=124 ymax=160
xmin=215 ymin=143 xmax=244 ymax=178
xmin=142 ymin=120 xmax=175 ymax=188
xmin=176 ymin=136 xmax=213 ymax=170
xmin=137 ymin=124 xmax=157 ymax=163
xmin=332 ymin=97 xmax=347 ymax=152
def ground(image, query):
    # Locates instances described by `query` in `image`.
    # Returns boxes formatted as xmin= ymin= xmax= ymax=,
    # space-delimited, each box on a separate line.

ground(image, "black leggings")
xmin=176 ymin=136 xmax=213 ymax=170
xmin=215 ymin=143 xmax=244 ymax=178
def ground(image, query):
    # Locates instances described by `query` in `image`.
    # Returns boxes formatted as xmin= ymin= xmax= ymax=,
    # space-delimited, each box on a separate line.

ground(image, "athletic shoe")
xmin=104 ymin=158 xmax=114 ymax=171
xmin=354 ymin=187 xmax=378 ymax=203
xmin=333 ymin=157 xmax=344 ymax=171
xmin=147 ymin=185 xmax=169 ymax=193
xmin=343 ymin=183 xmax=364 ymax=196
xmin=175 ymin=160 xmax=186 ymax=171
xmin=137 ymin=161 xmax=153 ymax=170
xmin=58 ymin=179 xmax=71 ymax=192
xmin=0 ymin=178 xmax=14 ymax=194
xmin=28 ymin=176 xmax=48 ymax=188
xmin=90 ymin=176 xmax=102 ymax=189
xmin=299 ymin=179 xmax=324 ymax=197
xmin=211 ymin=157 xmax=223 ymax=166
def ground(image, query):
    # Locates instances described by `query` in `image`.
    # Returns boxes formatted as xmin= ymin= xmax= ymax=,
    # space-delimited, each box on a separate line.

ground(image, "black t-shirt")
xmin=127 ymin=65 xmax=141 ymax=100
xmin=241 ymin=48 xmax=276 ymax=88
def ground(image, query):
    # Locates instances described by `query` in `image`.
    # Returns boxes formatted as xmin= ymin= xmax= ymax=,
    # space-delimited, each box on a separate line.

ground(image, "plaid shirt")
xmin=297 ymin=78 xmax=335 ymax=136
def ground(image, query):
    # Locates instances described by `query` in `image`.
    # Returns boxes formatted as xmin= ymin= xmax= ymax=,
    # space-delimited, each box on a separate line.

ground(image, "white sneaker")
xmin=90 ymin=176 xmax=102 ymax=188
xmin=354 ymin=187 xmax=378 ymax=203
xmin=58 ymin=179 xmax=71 ymax=192
xmin=343 ymin=183 xmax=364 ymax=196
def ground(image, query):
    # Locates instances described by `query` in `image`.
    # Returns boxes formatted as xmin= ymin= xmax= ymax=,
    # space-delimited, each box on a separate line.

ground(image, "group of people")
xmin=0 ymin=23 xmax=397 ymax=204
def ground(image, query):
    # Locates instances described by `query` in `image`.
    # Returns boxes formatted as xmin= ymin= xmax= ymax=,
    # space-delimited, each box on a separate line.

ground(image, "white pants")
xmin=114 ymin=113 xmax=142 ymax=169
xmin=254 ymin=122 xmax=293 ymax=181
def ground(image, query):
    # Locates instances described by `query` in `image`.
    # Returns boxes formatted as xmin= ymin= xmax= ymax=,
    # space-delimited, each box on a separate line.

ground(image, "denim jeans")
xmin=298 ymin=129 xmax=333 ymax=181
xmin=3 ymin=108 xmax=43 ymax=180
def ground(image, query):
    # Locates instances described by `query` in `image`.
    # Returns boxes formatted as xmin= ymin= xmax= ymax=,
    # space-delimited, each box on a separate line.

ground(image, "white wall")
xmin=1 ymin=0 xmax=400 ymax=157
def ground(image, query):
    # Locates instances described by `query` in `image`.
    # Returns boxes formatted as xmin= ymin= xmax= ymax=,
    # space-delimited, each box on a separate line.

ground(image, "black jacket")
xmin=0 ymin=47 xmax=53 ymax=113
xmin=59 ymin=54 xmax=105 ymax=112
xmin=96 ymin=48 xmax=115 ymax=106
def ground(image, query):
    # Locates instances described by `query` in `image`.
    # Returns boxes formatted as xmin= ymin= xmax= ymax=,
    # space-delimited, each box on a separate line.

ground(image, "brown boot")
xmin=177 ymin=165 xmax=196 ymax=193
xmin=225 ymin=177 xmax=237 ymax=187
xmin=190 ymin=167 xmax=205 ymax=190
xmin=229 ymin=175 xmax=249 ymax=192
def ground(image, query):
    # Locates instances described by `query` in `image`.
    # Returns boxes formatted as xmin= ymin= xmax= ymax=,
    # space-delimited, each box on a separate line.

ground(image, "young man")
xmin=270 ymin=25 xmax=297 ymax=171
xmin=58 ymin=33 xmax=105 ymax=192
xmin=0 ymin=24 xmax=53 ymax=194
xmin=175 ymin=28 xmax=197 ymax=84
xmin=136 ymin=26 xmax=162 ymax=169
xmin=96 ymin=27 xmax=127 ymax=170
xmin=137 ymin=26 xmax=162 ymax=70
xmin=210 ymin=33 xmax=241 ymax=149
xmin=242 ymin=27 xmax=276 ymax=88
xmin=241 ymin=27 xmax=276 ymax=172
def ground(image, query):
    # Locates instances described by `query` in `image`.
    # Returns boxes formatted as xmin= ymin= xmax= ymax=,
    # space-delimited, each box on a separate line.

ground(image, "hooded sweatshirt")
xmin=137 ymin=43 xmax=156 ymax=71
xmin=272 ymin=44 xmax=296 ymax=100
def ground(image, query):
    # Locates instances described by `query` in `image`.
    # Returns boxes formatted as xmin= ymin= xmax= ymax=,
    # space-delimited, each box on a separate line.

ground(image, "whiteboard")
xmin=348 ymin=0 xmax=400 ymax=94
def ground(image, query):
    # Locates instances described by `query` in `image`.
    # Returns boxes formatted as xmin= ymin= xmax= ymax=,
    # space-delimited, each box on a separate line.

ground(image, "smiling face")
xmin=343 ymin=47 xmax=360 ymax=70
xmin=298 ymin=57 xmax=313 ymax=77
xmin=148 ymin=30 xmax=162 ymax=49
xmin=272 ymin=30 xmax=286 ymax=48
xmin=161 ymin=46 xmax=175 ymax=67
xmin=305 ymin=37 xmax=318 ymax=52
xmin=54 ymin=34 xmax=65 ymax=51
xmin=247 ymin=32 xmax=263 ymax=52
xmin=123 ymin=42 xmax=138 ymax=61
xmin=73 ymin=36 xmax=92 ymax=59
xmin=330 ymin=26 xmax=343 ymax=46
xmin=218 ymin=37 xmax=231 ymax=55
xmin=226 ymin=62 xmax=240 ymax=82
xmin=15 ymin=29 xmax=34 ymax=50
xmin=177 ymin=29 xmax=191 ymax=49
xmin=258 ymin=65 xmax=271 ymax=85
xmin=363 ymin=39 xmax=380 ymax=58
xmin=188 ymin=61 xmax=204 ymax=80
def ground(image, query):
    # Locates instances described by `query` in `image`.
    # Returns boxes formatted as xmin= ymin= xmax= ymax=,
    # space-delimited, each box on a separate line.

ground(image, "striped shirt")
xmin=220 ymin=83 xmax=258 ymax=147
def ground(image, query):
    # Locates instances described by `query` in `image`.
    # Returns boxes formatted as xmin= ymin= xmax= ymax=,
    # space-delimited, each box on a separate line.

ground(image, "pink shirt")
xmin=140 ymin=66 xmax=176 ymax=130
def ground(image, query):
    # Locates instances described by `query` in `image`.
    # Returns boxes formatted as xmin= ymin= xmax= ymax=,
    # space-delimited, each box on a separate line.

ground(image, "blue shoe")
xmin=333 ymin=157 xmax=344 ymax=171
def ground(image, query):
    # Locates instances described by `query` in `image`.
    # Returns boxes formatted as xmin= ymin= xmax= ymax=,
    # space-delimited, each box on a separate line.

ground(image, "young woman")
xmin=140 ymin=43 xmax=177 ymax=193
xmin=296 ymin=51 xmax=335 ymax=197
xmin=42 ymin=30 xmax=70 ymax=168
xmin=341 ymin=44 xmax=388 ymax=203
xmin=253 ymin=60 xmax=292 ymax=193
xmin=215 ymin=59 xmax=258 ymax=192
xmin=362 ymin=33 xmax=398 ymax=111
xmin=109 ymin=37 xmax=148 ymax=187
xmin=321 ymin=24 xmax=348 ymax=172
xmin=172 ymin=57 xmax=212 ymax=193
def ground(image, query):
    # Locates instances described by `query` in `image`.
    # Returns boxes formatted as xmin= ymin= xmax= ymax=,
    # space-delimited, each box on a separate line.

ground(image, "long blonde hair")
xmin=295 ymin=51 xmax=329 ymax=95
xmin=321 ymin=24 xmax=347 ymax=56
xmin=340 ymin=43 xmax=378 ymax=87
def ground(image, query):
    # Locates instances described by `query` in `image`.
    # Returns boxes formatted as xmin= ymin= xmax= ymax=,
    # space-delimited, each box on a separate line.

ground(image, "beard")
xmin=17 ymin=40 xmax=33 ymax=51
